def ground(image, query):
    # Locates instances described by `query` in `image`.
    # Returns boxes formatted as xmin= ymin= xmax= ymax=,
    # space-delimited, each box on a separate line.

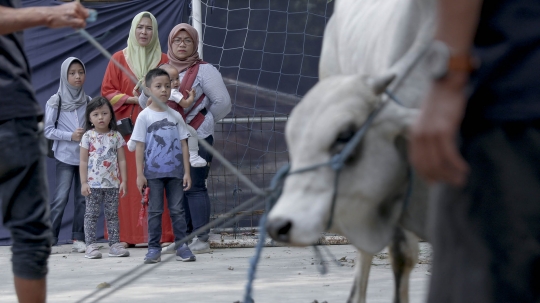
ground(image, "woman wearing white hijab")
xmin=101 ymin=12 xmax=171 ymax=246
xmin=44 ymin=57 xmax=92 ymax=252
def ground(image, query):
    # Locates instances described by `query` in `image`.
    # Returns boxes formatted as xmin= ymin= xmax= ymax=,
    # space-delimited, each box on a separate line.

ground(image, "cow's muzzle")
xmin=266 ymin=218 xmax=293 ymax=243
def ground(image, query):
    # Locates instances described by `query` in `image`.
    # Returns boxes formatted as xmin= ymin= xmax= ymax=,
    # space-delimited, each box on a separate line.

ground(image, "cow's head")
xmin=266 ymin=73 xmax=419 ymax=253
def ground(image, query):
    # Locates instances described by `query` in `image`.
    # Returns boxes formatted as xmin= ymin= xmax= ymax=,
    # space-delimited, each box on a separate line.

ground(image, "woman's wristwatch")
xmin=425 ymin=40 xmax=478 ymax=80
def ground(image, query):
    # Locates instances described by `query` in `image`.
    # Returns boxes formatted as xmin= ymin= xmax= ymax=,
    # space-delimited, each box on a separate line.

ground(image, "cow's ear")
xmin=364 ymin=73 xmax=396 ymax=95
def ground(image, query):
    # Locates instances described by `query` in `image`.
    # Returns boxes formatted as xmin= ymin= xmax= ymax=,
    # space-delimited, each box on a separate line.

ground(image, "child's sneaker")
xmin=188 ymin=237 xmax=211 ymax=254
xmin=72 ymin=240 xmax=86 ymax=253
xmin=84 ymin=244 xmax=102 ymax=259
xmin=176 ymin=244 xmax=196 ymax=262
xmin=108 ymin=243 xmax=130 ymax=257
xmin=162 ymin=242 xmax=176 ymax=254
xmin=189 ymin=153 xmax=207 ymax=167
xmin=144 ymin=248 xmax=161 ymax=264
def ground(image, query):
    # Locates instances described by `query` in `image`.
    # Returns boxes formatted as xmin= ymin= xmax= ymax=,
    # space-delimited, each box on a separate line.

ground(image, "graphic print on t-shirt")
xmin=144 ymin=118 xmax=183 ymax=179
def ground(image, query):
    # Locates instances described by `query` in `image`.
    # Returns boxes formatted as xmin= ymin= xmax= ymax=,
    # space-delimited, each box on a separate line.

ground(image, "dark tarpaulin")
xmin=0 ymin=0 xmax=186 ymax=245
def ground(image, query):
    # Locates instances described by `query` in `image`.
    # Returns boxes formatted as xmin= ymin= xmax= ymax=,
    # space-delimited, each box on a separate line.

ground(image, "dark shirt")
xmin=0 ymin=0 xmax=41 ymax=121
xmin=465 ymin=0 xmax=540 ymax=126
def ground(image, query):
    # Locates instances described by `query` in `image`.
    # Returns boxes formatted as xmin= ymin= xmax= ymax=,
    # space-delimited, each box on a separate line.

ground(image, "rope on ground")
xmin=242 ymin=164 xmax=289 ymax=303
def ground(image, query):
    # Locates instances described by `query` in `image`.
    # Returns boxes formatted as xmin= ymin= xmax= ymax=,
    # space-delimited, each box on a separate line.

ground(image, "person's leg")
xmin=147 ymin=179 xmax=165 ymax=250
xmin=14 ymin=277 xmax=46 ymax=303
xmin=103 ymin=188 xmax=120 ymax=246
xmin=72 ymin=167 xmax=86 ymax=242
xmin=49 ymin=159 xmax=75 ymax=245
xmin=427 ymin=183 xmax=493 ymax=303
xmin=165 ymin=178 xmax=195 ymax=261
xmin=184 ymin=135 xmax=213 ymax=243
xmin=184 ymin=190 xmax=211 ymax=242
xmin=164 ymin=178 xmax=188 ymax=242
xmin=183 ymin=194 xmax=193 ymax=235
xmin=187 ymin=125 xmax=207 ymax=167
xmin=428 ymin=122 xmax=540 ymax=303
xmin=188 ymin=133 xmax=198 ymax=152
xmin=103 ymin=188 xmax=129 ymax=257
xmin=82 ymin=189 xmax=103 ymax=259
xmin=0 ymin=117 xmax=51 ymax=303
xmin=472 ymin=122 xmax=540 ymax=302
xmin=83 ymin=189 xmax=100 ymax=246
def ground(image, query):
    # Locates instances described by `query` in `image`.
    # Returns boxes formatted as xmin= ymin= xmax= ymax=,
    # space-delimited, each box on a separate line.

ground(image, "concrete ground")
xmin=0 ymin=243 xmax=432 ymax=303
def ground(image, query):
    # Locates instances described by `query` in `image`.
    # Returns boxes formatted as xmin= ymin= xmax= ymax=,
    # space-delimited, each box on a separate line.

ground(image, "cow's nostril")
xmin=266 ymin=218 xmax=293 ymax=243
xmin=277 ymin=221 xmax=292 ymax=236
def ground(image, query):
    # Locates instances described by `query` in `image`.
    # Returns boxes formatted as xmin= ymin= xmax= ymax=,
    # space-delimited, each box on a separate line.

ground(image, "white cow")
xmin=266 ymin=0 xmax=435 ymax=302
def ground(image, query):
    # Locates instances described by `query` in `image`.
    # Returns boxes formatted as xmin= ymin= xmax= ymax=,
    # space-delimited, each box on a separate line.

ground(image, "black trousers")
xmin=183 ymin=135 xmax=213 ymax=242
xmin=428 ymin=120 xmax=540 ymax=303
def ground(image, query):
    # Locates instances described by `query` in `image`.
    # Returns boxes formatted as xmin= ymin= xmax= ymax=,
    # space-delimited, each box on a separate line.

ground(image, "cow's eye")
xmin=330 ymin=126 xmax=356 ymax=155
xmin=330 ymin=125 xmax=363 ymax=164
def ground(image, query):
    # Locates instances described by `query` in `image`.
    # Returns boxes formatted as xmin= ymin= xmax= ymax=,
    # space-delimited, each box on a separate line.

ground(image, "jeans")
xmin=0 ymin=117 xmax=51 ymax=280
xmin=183 ymin=135 xmax=213 ymax=242
xmin=147 ymin=178 xmax=188 ymax=249
xmin=49 ymin=159 xmax=85 ymax=245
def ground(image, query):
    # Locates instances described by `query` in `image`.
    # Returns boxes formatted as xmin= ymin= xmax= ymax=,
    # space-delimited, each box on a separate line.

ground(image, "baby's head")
xmin=145 ymin=68 xmax=171 ymax=103
xmin=159 ymin=63 xmax=180 ymax=90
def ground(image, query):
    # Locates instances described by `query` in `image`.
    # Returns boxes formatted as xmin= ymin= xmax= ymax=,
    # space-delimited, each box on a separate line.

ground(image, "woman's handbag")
xmin=47 ymin=96 xmax=62 ymax=158
xmin=117 ymin=105 xmax=135 ymax=136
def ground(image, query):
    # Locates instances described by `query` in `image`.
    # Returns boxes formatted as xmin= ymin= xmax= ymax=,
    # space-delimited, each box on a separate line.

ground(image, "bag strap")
xmin=185 ymin=94 xmax=206 ymax=117
xmin=178 ymin=61 xmax=207 ymax=97
xmin=179 ymin=61 xmax=208 ymax=117
xmin=179 ymin=62 xmax=201 ymax=98
xmin=54 ymin=95 xmax=62 ymax=129
xmin=129 ymin=104 xmax=135 ymax=119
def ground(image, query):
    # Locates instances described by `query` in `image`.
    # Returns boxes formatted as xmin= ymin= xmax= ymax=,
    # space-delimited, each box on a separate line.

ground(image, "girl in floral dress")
xmin=79 ymin=97 xmax=129 ymax=259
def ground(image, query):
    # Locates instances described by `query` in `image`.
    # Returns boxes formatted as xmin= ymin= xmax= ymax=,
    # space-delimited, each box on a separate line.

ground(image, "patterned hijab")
xmin=167 ymin=23 xmax=201 ymax=73
xmin=46 ymin=57 xmax=88 ymax=111
xmin=124 ymin=12 xmax=162 ymax=81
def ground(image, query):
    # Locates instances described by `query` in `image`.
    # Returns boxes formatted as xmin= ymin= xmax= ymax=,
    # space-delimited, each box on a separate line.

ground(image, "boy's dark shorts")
xmin=0 ymin=117 xmax=52 ymax=280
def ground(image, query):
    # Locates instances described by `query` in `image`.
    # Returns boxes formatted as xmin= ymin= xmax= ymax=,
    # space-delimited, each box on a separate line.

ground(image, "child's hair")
xmin=158 ymin=63 xmax=177 ymax=73
xmin=84 ymin=96 xmax=118 ymax=132
xmin=145 ymin=68 xmax=170 ymax=88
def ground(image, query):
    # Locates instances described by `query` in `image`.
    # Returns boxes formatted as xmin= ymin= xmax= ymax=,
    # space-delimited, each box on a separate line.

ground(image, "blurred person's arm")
xmin=0 ymin=2 xmax=88 ymax=35
xmin=409 ymin=0 xmax=483 ymax=186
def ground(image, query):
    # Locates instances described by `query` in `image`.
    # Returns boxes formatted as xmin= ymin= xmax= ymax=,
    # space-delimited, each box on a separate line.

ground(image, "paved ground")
xmin=0 ymin=243 xmax=431 ymax=303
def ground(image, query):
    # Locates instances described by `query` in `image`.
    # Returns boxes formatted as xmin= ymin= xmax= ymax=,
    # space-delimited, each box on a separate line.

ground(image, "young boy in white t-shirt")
xmin=130 ymin=68 xmax=195 ymax=264
xmin=129 ymin=64 xmax=207 ymax=168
